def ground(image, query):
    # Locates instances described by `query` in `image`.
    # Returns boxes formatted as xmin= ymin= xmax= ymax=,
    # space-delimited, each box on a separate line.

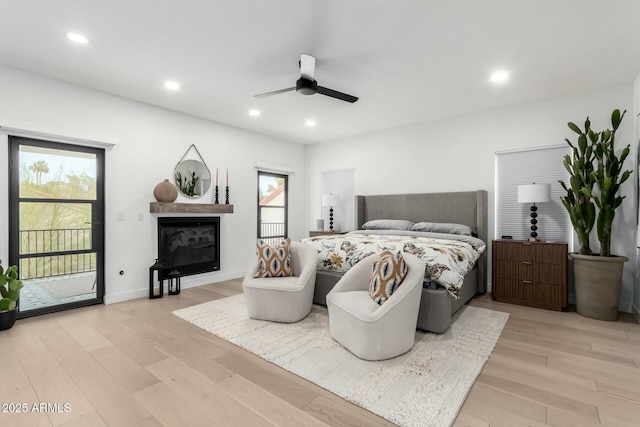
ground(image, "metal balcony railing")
xmin=18 ymin=228 xmax=96 ymax=280
xmin=259 ymin=222 xmax=285 ymax=245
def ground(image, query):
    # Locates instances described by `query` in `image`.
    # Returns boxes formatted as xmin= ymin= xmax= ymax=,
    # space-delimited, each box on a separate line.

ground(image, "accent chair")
xmin=326 ymin=252 xmax=424 ymax=360
xmin=242 ymin=241 xmax=318 ymax=323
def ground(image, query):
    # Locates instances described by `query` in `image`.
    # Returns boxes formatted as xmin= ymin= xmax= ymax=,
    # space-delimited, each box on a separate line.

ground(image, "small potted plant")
xmin=559 ymin=109 xmax=632 ymax=320
xmin=0 ymin=260 xmax=24 ymax=331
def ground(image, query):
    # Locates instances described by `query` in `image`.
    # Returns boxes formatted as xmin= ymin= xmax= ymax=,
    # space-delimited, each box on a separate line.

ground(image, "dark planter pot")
xmin=570 ymin=253 xmax=628 ymax=321
xmin=0 ymin=310 xmax=17 ymax=331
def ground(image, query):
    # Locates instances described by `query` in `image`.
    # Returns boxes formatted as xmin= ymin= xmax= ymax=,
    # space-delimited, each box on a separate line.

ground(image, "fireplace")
xmin=157 ymin=217 xmax=220 ymax=276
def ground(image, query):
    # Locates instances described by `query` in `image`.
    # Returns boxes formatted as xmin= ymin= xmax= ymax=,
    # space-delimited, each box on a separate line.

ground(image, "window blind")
xmin=495 ymin=145 xmax=572 ymax=247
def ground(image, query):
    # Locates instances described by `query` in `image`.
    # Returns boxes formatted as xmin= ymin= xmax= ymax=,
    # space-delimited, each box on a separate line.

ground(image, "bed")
xmin=303 ymin=190 xmax=488 ymax=333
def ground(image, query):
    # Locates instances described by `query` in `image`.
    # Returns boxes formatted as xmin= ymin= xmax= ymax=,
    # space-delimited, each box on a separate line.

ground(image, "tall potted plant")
xmin=559 ymin=117 xmax=597 ymax=255
xmin=0 ymin=260 xmax=24 ymax=330
xmin=559 ymin=109 xmax=632 ymax=320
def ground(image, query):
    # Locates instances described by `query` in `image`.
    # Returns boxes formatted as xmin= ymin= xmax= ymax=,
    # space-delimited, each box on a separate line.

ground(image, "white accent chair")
xmin=326 ymin=252 xmax=425 ymax=360
xmin=243 ymin=241 xmax=318 ymax=323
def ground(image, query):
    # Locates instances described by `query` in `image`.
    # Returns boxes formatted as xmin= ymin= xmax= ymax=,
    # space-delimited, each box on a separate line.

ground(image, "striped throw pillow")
xmin=254 ymin=238 xmax=292 ymax=278
xmin=369 ymin=250 xmax=408 ymax=305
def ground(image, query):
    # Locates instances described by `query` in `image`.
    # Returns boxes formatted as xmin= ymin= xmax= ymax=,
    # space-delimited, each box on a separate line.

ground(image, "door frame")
xmin=8 ymin=136 xmax=105 ymax=318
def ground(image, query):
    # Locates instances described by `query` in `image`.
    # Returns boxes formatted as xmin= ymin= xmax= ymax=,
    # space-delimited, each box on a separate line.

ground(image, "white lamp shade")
xmin=322 ymin=194 xmax=340 ymax=207
xmin=517 ymin=183 xmax=551 ymax=203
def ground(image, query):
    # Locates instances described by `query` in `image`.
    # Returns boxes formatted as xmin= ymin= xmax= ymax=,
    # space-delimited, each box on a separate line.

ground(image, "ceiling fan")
xmin=254 ymin=54 xmax=358 ymax=103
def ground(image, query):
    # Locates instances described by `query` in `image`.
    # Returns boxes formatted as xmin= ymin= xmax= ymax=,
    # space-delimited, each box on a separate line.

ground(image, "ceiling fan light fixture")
xmin=66 ymin=32 xmax=89 ymax=44
xmin=254 ymin=54 xmax=357 ymax=103
xmin=296 ymin=78 xmax=318 ymax=95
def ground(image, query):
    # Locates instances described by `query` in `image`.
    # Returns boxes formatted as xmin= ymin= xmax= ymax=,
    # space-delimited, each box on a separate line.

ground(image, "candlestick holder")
xmin=225 ymin=186 xmax=230 ymax=204
xmin=214 ymin=186 xmax=219 ymax=204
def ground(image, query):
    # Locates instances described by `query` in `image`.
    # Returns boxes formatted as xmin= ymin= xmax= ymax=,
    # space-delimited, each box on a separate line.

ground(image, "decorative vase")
xmin=570 ymin=253 xmax=628 ymax=321
xmin=153 ymin=179 xmax=178 ymax=202
xmin=0 ymin=310 xmax=17 ymax=331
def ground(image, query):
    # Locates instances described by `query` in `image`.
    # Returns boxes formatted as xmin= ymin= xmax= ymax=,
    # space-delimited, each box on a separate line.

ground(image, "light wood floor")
xmin=1 ymin=279 xmax=639 ymax=427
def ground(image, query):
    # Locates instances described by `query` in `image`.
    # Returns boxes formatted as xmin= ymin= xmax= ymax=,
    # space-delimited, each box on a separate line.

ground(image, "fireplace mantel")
xmin=150 ymin=202 xmax=234 ymax=214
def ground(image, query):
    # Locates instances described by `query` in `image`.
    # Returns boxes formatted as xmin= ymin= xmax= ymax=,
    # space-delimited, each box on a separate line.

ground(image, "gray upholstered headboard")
xmin=355 ymin=190 xmax=488 ymax=293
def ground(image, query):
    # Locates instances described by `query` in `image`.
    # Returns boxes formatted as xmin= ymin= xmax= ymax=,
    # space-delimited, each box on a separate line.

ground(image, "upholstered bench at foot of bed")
xmin=417 ymin=280 xmax=477 ymax=333
xmin=314 ymin=270 xmax=343 ymax=306
xmin=313 ymin=269 xmax=479 ymax=333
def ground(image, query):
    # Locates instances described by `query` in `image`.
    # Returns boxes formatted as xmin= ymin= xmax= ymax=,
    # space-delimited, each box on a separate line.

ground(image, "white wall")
xmin=305 ymin=84 xmax=637 ymax=312
xmin=0 ymin=64 xmax=306 ymax=304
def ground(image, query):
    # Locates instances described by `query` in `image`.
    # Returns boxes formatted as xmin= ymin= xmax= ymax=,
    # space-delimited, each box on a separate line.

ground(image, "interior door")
xmin=8 ymin=136 xmax=105 ymax=318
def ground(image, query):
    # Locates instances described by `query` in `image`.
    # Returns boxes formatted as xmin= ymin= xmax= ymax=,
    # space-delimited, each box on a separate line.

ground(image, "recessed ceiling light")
xmin=164 ymin=81 xmax=181 ymax=91
xmin=249 ymin=109 xmax=261 ymax=117
xmin=66 ymin=32 xmax=89 ymax=44
xmin=490 ymin=70 xmax=509 ymax=84
xmin=305 ymin=120 xmax=316 ymax=127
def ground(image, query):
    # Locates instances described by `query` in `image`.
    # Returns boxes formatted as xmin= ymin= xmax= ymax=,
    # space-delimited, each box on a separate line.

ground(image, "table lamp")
xmin=322 ymin=193 xmax=340 ymax=232
xmin=517 ymin=183 xmax=551 ymax=242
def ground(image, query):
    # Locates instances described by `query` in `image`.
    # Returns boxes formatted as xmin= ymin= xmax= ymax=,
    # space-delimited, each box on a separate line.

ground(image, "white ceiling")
xmin=2 ymin=1 xmax=640 ymax=144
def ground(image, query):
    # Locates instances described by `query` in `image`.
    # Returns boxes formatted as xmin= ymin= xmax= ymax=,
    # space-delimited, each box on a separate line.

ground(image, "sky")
xmin=259 ymin=175 xmax=281 ymax=196
xmin=20 ymin=146 xmax=96 ymax=184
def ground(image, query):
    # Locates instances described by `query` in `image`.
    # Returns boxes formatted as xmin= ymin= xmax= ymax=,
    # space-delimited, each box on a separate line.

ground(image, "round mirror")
xmin=174 ymin=159 xmax=211 ymax=198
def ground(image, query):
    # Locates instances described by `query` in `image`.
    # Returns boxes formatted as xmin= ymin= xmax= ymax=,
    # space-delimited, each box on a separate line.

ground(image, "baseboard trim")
xmin=104 ymin=270 xmax=245 ymax=305
xmin=104 ymin=288 xmax=148 ymax=305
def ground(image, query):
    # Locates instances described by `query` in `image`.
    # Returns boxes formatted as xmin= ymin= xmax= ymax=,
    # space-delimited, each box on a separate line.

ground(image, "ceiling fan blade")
xmin=300 ymin=54 xmax=316 ymax=80
xmin=254 ymin=87 xmax=296 ymax=98
xmin=317 ymin=86 xmax=359 ymax=103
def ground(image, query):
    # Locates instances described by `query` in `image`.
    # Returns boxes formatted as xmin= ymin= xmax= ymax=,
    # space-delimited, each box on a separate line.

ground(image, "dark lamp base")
xmin=529 ymin=203 xmax=540 ymax=241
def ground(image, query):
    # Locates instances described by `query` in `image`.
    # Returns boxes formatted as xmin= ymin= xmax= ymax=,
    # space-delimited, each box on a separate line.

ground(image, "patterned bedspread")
xmin=301 ymin=232 xmax=486 ymax=298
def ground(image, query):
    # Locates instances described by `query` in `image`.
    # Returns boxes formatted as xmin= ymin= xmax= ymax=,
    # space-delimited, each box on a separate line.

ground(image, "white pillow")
xmin=362 ymin=219 xmax=415 ymax=231
xmin=410 ymin=222 xmax=475 ymax=236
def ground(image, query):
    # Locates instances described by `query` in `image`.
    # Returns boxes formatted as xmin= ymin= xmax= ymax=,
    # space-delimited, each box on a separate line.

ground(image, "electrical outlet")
xmin=116 ymin=212 xmax=124 ymax=221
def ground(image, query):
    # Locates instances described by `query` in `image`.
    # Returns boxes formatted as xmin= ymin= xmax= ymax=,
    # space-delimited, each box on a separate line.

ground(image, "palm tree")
xmin=29 ymin=160 xmax=49 ymax=185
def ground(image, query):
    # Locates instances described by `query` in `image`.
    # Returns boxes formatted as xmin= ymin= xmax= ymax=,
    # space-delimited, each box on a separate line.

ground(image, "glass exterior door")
xmin=9 ymin=137 xmax=104 ymax=317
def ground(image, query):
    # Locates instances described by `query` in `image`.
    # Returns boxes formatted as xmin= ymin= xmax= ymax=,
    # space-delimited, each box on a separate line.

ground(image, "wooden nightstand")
xmin=308 ymin=231 xmax=347 ymax=237
xmin=492 ymin=239 xmax=568 ymax=311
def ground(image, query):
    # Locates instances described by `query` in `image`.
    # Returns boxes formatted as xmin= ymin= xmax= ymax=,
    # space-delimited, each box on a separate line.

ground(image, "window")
xmin=257 ymin=171 xmax=288 ymax=245
xmin=495 ymin=145 xmax=572 ymax=247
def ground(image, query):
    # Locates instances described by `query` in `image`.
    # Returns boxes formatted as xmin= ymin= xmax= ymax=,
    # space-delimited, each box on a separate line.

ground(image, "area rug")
xmin=173 ymin=294 xmax=508 ymax=427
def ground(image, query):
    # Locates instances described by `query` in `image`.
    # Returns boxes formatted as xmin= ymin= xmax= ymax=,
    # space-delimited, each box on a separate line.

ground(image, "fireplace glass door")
xmin=157 ymin=217 xmax=220 ymax=276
